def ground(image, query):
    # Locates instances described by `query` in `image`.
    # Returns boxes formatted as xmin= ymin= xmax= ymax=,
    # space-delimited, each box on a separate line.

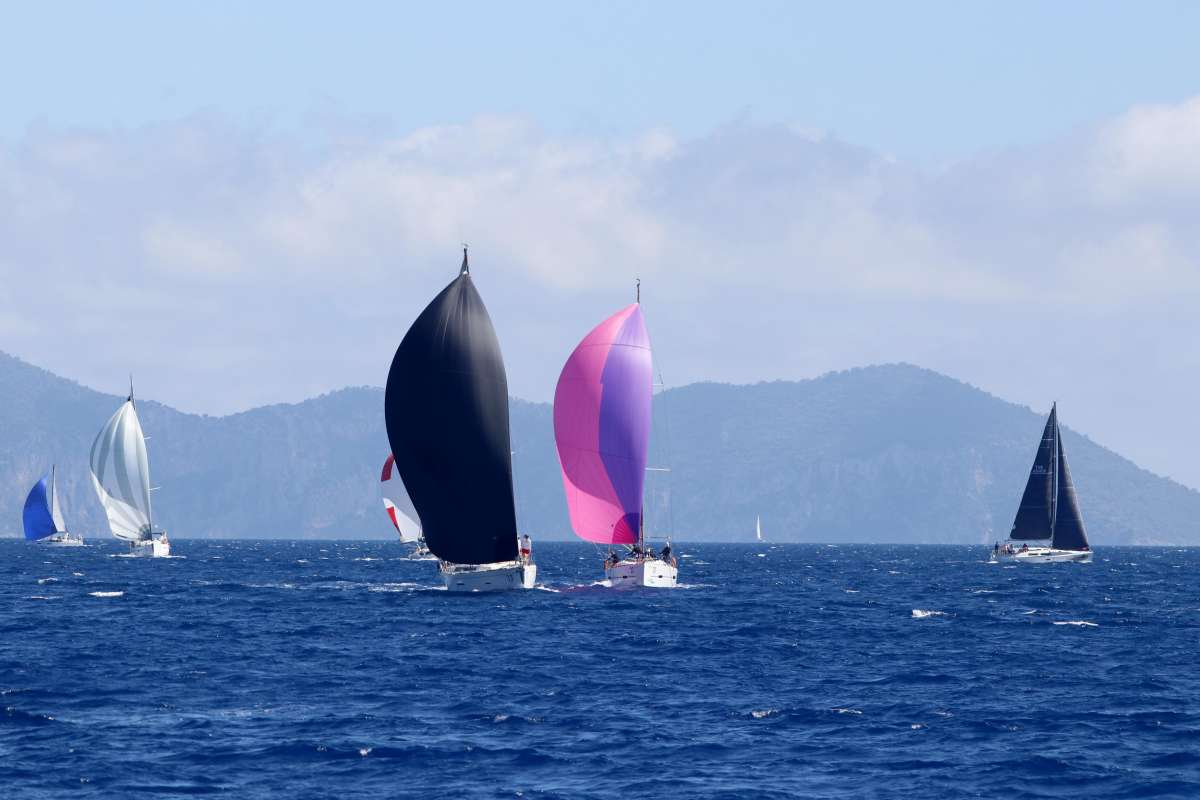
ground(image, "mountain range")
xmin=2 ymin=351 xmax=1197 ymax=544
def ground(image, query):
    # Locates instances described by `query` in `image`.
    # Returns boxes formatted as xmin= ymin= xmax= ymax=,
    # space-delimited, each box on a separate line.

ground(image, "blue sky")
xmin=1 ymin=2 xmax=1199 ymax=489
xmin=5 ymin=2 xmax=1199 ymax=159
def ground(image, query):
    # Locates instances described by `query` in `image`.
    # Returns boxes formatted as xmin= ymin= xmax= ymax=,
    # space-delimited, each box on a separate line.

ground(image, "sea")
xmin=2 ymin=540 xmax=1198 ymax=799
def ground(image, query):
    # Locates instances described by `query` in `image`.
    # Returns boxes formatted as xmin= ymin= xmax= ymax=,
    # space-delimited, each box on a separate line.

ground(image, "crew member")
xmin=520 ymin=534 xmax=532 ymax=563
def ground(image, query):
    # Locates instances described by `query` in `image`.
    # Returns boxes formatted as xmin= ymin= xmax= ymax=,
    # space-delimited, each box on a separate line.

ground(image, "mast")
xmin=1049 ymin=403 xmax=1058 ymax=538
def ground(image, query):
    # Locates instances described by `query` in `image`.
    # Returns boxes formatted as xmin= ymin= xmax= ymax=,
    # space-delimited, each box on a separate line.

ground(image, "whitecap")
xmin=1053 ymin=620 xmax=1098 ymax=627
xmin=27 ymin=595 xmax=60 ymax=601
xmin=72 ymin=572 xmax=84 ymax=577
xmin=37 ymin=578 xmax=57 ymax=585
xmin=368 ymin=582 xmax=427 ymax=593
xmin=756 ymin=553 xmax=766 ymax=558
xmin=358 ymin=747 xmax=372 ymax=757
xmin=750 ymin=708 xmax=779 ymax=719
xmin=912 ymin=609 xmax=947 ymax=619
xmin=89 ymin=591 xmax=124 ymax=598
xmin=831 ymin=707 xmax=862 ymax=715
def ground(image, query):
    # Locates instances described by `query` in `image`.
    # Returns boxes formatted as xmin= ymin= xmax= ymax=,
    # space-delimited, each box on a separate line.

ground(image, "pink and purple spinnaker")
xmin=553 ymin=304 xmax=653 ymax=544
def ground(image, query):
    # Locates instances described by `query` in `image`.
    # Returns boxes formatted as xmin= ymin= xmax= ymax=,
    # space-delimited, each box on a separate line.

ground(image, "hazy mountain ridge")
xmin=1 ymin=351 xmax=1197 ymax=544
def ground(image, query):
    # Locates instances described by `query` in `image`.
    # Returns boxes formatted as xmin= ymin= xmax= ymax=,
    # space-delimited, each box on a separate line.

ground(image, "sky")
xmin=1 ymin=2 xmax=1199 ymax=489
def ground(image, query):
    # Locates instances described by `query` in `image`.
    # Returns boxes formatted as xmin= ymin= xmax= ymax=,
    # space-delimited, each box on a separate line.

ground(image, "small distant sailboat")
xmin=755 ymin=514 xmax=764 ymax=543
xmin=380 ymin=454 xmax=433 ymax=559
xmin=993 ymin=403 xmax=1091 ymax=563
xmin=553 ymin=284 xmax=677 ymax=588
xmin=89 ymin=384 xmax=171 ymax=557
xmin=22 ymin=466 xmax=84 ymax=546
xmin=384 ymin=248 xmax=535 ymax=591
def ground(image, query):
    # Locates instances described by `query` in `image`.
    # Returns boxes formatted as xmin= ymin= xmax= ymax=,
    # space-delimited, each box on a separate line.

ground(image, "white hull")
xmin=440 ymin=560 xmax=536 ymax=592
xmin=126 ymin=538 xmax=172 ymax=558
xmin=405 ymin=544 xmax=438 ymax=561
xmin=994 ymin=546 xmax=1092 ymax=564
xmin=606 ymin=558 xmax=678 ymax=588
xmin=46 ymin=534 xmax=85 ymax=547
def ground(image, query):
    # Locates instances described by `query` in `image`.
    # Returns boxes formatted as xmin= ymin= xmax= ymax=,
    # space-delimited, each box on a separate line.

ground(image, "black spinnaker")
xmin=384 ymin=250 xmax=519 ymax=565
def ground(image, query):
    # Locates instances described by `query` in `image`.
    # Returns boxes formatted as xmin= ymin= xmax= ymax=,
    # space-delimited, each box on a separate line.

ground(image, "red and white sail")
xmin=381 ymin=454 xmax=422 ymax=543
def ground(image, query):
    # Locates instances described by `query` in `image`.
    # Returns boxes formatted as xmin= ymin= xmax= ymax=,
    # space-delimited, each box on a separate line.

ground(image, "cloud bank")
xmin=1 ymin=101 xmax=1198 ymax=486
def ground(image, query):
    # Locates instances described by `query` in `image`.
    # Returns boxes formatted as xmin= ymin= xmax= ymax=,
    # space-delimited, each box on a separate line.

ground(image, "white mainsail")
xmin=756 ymin=515 xmax=763 ymax=542
xmin=89 ymin=399 xmax=154 ymax=541
xmin=49 ymin=465 xmax=67 ymax=533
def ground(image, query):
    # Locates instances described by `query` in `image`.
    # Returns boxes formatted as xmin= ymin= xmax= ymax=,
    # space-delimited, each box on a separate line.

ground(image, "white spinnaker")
xmin=89 ymin=400 xmax=153 ymax=541
xmin=49 ymin=466 xmax=67 ymax=533
xmin=381 ymin=455 xmax=422 ymax=543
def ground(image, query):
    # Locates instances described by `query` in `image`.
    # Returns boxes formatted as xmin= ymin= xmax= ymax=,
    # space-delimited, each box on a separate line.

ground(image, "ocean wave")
xmin=1053 ymin=620 xmax=1099 ymax=627
xmin=912 ymin=609 xmax=948 ymax=619
xmin=89 ymin=591 xmax=124 ymax=598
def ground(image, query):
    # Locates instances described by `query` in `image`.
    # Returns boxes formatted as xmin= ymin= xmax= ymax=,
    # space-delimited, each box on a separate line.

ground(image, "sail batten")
xmin=89 ymin=400 xmax=154 ymax=541
xmin=553 ymin=304 xmax=653 ymax=545
xmin=384 ymin=264 xmax=519 ymax=565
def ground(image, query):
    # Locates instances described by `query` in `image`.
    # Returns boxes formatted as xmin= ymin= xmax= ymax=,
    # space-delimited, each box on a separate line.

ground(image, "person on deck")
xmin=520 ymin=534 xmax=532 ymax=564
xmin=661 ymin=542 xmax=672 ymax=564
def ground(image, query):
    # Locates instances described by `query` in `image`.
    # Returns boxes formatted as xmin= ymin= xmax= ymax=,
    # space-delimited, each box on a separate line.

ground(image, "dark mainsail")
xmin=1009 ymin=406 xmax=1057 ymax=541
xmin=1051 ymin=432 xmax=1089 ymax=551
xmin=1008 ymin=404 xmax=1090 ymax=550
xmin=383 ymin=250 xmax=519 ymax=565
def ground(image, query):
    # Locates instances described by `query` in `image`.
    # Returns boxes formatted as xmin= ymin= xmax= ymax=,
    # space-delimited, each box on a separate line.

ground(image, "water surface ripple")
xmin=2 ymin=541 xmax=1198 ymax=799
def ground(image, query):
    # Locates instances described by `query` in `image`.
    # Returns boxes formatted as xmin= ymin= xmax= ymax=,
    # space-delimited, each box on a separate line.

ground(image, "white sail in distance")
xmin=756 ymin=515 xmax=763 ymax=542
xmin=381 ymin=454 xmax=422 ymax=543
xmin=89 ymin=399 xmax=154 ymax=541
xmin=50 ymin=465 xmax=67 ymax=533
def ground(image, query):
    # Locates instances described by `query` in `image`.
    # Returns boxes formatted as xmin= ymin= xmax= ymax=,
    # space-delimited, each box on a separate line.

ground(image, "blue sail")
xmin=22 ymin=472 xmax=58 ymax=541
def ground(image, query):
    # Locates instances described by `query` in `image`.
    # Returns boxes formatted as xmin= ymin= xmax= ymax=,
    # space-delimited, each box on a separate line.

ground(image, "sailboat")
xmin=553 ymin=286 xmax=678 ymax=588
xmin=755 ymin=514 xmax=764 ymax=543
xmin=380 ymin=453 xmax=434 ymax=559
xmin=22 ymin=466 xmax=84 ymax=546
xmin=993 ymin=403 xmax=1091 ymax=563
xmin=89 ymin=385 xmax=171 ymax=557
xmin=383 ymin=248 xmax=535 ymax=592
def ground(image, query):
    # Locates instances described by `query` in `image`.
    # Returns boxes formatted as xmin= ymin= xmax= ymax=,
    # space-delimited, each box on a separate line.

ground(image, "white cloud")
xmin=1 ymin=103 xmax=1199 ymax=486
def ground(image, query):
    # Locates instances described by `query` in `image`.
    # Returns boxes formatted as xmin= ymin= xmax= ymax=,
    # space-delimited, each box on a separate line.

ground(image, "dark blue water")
xmin=3 ymin=541 xmax=1198 ymax=799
